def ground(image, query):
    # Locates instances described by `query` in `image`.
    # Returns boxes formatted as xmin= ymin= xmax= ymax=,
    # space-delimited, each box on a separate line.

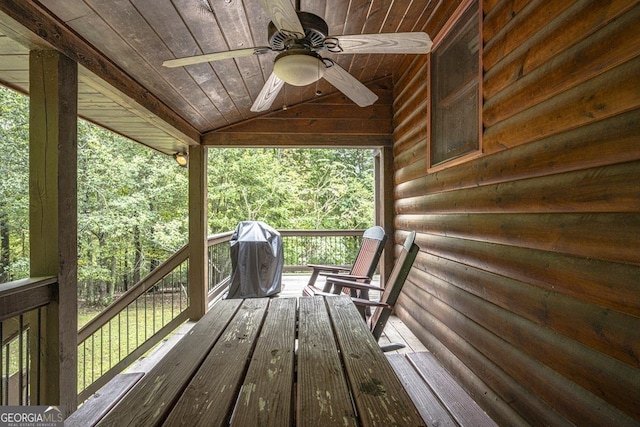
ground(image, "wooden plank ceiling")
xmin=0 ymin=0 xmax=436 ymax=153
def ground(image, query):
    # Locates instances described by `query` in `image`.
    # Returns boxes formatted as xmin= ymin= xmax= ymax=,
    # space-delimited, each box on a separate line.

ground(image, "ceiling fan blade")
xmin=257 ymin=0 xmax=304 ymax=37
xmin=163 ymin=47 xmax=271 ymax=68
xmin=326 ymin=32 xmax=432 ymax=54
xmin=251 ymin=72 xmax=285 ymax=112
xmin=322 ymin=64 xmax=378 ymax=108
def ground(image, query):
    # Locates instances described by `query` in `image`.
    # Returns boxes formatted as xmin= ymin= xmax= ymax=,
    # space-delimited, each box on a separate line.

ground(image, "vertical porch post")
xmin=376 ymin=147 xmax=395 ymax=285
xmin=188 ymin=145 xmax=208 ymax=320
xmin=29 ymin=49 xmax=78 ymax=414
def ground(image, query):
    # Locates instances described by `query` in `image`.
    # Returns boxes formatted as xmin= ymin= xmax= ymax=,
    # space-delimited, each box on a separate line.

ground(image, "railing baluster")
xmin=36 ymin=308 xmax=42 ymax=404
xmin=25 ymin=326 xmax=30 ymax=404
xmin=4 ymin=338 xmax=8 ymax=405
xmin=18 ymin=315 xmax=23 ymax=405
xmin=1 ymin=321 xmax=4 ymax=405
xmin=82 ymin=341 xmax=86 ymax=392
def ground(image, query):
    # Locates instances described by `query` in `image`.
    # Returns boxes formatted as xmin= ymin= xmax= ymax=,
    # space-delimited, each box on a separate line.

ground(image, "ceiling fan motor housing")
xmin=268 ymin=11 xmax=328 ymax=50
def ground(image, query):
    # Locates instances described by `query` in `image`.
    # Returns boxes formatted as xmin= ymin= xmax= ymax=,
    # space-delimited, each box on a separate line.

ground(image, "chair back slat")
xmin=369 ymin=232 xmax=419 ymax=340
xmin=302 ymin=226 xmax=386 ymax=297
xmin=339 ymin=226 xmax=386 ymax=295
xmin=350 ymin=238 xmax=383 ymax=277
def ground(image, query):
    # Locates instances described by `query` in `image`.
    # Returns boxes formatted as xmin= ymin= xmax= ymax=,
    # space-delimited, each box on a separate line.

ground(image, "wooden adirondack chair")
xmin=324 ymin=231 xmax=419 ymax=351
xmin=302 ymin=226 xmax=386 ymax=297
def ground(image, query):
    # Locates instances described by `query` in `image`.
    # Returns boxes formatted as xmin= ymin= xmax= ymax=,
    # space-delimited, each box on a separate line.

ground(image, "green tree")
xmin=207 ymin=148 xmax=375 ymax=233
xmin=0 ymin=86 xmax=29 ymax=281
xmin=77 ymin=121 xmax=187 ymax=305
xmin=1 ymin=85 xmax=375 ymax=304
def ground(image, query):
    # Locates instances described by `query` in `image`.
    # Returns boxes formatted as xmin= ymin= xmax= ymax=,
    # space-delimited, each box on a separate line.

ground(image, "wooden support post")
xmin=29 ymin=49 xmax=78 ymax=414
xmin=376 ymin=147 xmax=395 ymax=285
xmin=188 ymin=145 xmax=208 ymax=320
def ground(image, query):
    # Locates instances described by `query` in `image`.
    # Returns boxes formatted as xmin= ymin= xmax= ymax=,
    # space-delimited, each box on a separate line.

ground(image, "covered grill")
xmin=227 ymin=221 xmax=283 ymax=299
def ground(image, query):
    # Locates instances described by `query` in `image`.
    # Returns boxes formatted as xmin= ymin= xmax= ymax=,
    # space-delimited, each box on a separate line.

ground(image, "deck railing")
xmin=1 ymin=229 xmax=365 ymax=403
xmin=205 ymin=229 xmax=364 ymax=301
xmin=77 ymin=249 xmax=190 ymax=401
xmin=0 ymin=277 xmax=57 ymax=405
xmin=279 ymin=229 xmax=364 ymax=271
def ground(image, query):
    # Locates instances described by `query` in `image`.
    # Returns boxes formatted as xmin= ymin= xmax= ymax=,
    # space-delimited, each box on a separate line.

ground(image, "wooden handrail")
xmin=278 ymin=229 xmax=364 ymax=237
xmin=78 ymin=231 xmax=234 ymax=343
xmin=0 ymin=276 xmax=57 ymax=321
xmin=77 ymin=245 xmax=189 ymax=343
xmin=207 ymin=231 xmax=233 ymax=246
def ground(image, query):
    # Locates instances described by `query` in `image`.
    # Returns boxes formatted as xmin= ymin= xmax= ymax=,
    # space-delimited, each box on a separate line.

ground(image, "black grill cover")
xmin=227 ymin=221 xmax=283 ymax=298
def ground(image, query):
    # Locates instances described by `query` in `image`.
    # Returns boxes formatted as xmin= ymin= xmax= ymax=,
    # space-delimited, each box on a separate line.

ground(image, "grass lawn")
xmin=77 ymin=293 xmax=188 ymax=393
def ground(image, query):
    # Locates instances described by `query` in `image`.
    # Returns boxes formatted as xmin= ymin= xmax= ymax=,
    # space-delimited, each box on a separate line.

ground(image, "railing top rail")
xmin=0 ymin=276 xmax=57 ymax=321
xmin=77 ymin=245 xmax=189 ymax=343
xmin=0 ymin=276 xmax=57 ymax=296
xmin=277 ymin=229 xmax=365 ymax=237
xmin=207 ymin=231 xmax=234 ymax=247
xmin=205 ymin=229 xmax=365 ymax=244
xmin=77 ymin=229 xmax=364 ymax=342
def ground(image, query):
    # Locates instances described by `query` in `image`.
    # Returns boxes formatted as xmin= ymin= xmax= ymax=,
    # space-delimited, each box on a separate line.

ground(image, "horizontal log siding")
xmin=392 ymin=0 xmax=640 ymax=425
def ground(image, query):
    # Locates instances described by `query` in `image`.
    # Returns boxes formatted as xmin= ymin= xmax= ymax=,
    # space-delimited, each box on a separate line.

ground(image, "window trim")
xmin=427 ymin=0 xmax=483 ymax=173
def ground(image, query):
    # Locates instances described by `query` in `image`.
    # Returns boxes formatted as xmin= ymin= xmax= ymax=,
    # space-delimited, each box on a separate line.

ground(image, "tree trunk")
xmin=133 ymin=225 xmax=141 ymax=284
xmin=108 ymin=255 xmax=115 ymax=299
xmin=98 ymin=233 xmax=109 ymax=306
xmin=123 ymin=246 xmax=129 ymax=291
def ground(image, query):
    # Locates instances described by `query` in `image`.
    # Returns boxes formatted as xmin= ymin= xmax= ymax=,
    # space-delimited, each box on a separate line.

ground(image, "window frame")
xmin=427 ymin=0 xmax=483 ymax=172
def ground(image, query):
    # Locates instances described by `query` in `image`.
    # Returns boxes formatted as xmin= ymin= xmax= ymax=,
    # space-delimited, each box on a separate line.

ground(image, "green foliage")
xmin=1 ymin=85 xmax=375 ymax=308
xmin=207 ymin=148 xmax=375 ymax=232
xmin=76 ymin=120 xmax=188 ymax=305
xmin=0 ymin=86 xmax=29 ymax=280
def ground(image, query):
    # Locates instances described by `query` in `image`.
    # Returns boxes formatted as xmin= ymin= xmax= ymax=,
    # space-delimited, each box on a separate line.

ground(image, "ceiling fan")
xmin=163 ymin=0 xmax=432 ymax=112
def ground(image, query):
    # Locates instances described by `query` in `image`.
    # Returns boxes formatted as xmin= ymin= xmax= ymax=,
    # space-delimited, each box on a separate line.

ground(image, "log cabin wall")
xmin=391 ymin=0 xmax=640 ymax=425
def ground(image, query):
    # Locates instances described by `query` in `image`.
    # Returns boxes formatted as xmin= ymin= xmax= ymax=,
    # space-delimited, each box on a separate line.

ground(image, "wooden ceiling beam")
xmin=202 ymin=133 xmax=393 ymax=148
xmin=203 ymin=77 xmax=394 ymax=148
xmin=0 ymin=0 xmax=200 ymax=146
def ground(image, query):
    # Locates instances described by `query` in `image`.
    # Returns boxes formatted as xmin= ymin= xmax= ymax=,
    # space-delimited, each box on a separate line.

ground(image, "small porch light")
xmin=173 ymin=151 xmax=188 ymax=167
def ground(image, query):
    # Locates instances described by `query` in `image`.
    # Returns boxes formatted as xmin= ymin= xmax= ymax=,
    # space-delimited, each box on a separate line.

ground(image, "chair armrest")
xmin=326 ymin=276 xmax=384 ymax=292
xmin=304 ymin=285 xmax=345 ymax=297
xmin=312 ymin=289 xmax=338 ymax=298
xmin=307 ymin=264 xmax=350 ymax=273
xmin=320 ymin=273 xmax=370 ymax=281
xmin=350 ymin=297 xmax=389 ymax=308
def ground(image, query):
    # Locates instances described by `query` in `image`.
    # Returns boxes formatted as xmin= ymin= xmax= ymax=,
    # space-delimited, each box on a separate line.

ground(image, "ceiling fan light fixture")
xmin=273 ymin=51 xmax=326 ymax=86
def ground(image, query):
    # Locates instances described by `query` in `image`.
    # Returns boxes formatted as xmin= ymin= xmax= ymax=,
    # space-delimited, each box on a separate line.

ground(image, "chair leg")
xmin=324 ymin=282 xmax=337 ymax=293
xmin=307 ymin=270 xmax=320 ymax=286
xmin=379 ymin=343 xmax=405 ymax=352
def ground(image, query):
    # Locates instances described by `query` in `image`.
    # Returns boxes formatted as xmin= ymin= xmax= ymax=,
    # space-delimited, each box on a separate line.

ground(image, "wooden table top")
xmin=98 ymin=295 xmax=424 ymax=426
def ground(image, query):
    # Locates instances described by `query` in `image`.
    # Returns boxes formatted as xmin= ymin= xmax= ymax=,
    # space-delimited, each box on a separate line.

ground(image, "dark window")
xmin=430 ymin=0 xmax=480 ymax=167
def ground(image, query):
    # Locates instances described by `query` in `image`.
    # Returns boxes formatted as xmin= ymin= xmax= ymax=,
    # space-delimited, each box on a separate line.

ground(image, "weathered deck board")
xmin=408 ymin=352 xmax=498 ymax=427
xmin=386 ymin=354 xmax=457 ymax=427
xmin=297 ymin=296 xmax=357 ymax=426
xmin=326 ymin=296 xmax=425 ymax=426
xmin=65 ymin=373 xmax=143 ymax=427
xmin=230 ymin=298 xmax=297 ymax=426
xmin=163 ymin=298 xmax=268 ymax=427
xmin=97 ymin=299 xmax=242 ymax=426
